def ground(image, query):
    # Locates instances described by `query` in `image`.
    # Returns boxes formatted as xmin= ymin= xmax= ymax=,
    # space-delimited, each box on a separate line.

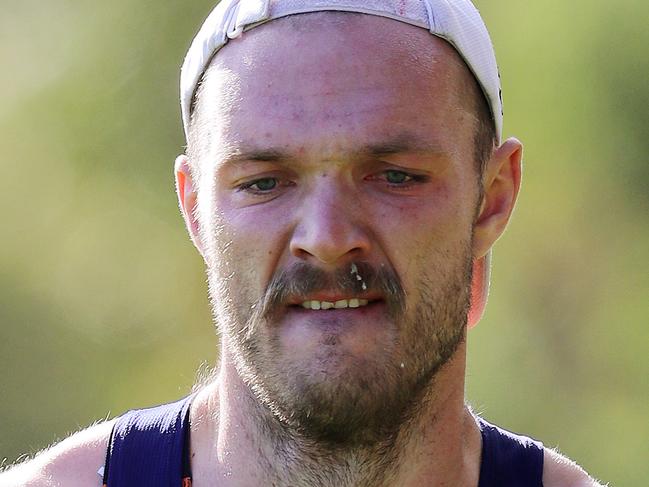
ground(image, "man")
xmin=2 ymin=0 xmax=605 ymax=485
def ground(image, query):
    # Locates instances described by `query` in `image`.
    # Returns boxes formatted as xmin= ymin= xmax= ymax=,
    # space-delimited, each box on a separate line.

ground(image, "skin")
xmin=0 ymin=12 xmax=604 ymax=487
xmin=188 ymin=13 xmax=482 ymax=461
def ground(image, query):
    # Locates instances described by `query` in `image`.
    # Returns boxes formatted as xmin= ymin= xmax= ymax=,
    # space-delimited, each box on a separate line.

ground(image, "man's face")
xmin=189 ymin=13 xmax=483 ymax=447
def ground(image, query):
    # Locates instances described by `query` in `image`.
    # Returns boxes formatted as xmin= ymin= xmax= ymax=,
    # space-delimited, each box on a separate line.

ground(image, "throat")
xmin=260 ymin=429 xmax=402 ymax=487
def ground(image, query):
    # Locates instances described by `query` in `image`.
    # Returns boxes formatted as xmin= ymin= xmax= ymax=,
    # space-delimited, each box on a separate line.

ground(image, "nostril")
xmin=289 ymin=209 xmax=371 ymax=264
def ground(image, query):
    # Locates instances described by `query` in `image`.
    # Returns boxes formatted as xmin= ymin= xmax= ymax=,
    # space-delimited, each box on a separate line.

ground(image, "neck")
xmin=189 ymin=342 xmax=481 ymax=486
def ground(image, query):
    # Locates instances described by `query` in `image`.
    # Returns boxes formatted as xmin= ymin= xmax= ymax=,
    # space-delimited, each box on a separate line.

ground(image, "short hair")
xmin=472 ymin=82 xmax=497 ymax=177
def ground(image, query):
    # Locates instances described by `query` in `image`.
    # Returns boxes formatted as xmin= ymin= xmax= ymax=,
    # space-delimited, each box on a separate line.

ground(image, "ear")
xmin=174 ymin=155 xmax=206 ymax=258
xmin=472 ymin=137 xmax=523 ymax=260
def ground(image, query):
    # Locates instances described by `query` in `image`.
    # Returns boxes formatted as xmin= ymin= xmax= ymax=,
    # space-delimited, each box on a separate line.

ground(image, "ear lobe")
xmin=175 ymin=155 xmax=206 ymax=258
xmin=472 ymin=137 xmax=523 ymax=260
xmin=467 ymin=253 xmax=490 ymax=329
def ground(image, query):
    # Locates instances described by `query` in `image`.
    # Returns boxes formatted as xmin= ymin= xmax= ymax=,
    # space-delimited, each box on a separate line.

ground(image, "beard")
xmin=208 ymin=244 xmax=474 ymax=450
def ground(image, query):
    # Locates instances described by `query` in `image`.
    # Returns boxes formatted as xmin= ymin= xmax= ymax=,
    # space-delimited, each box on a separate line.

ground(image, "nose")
xmin=289 ymin=182 xmax=371 ymax=265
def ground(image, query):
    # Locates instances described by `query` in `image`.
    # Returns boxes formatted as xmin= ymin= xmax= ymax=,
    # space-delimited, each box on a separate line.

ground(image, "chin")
xmin=244 ymin=346 xmax=422 ymax=448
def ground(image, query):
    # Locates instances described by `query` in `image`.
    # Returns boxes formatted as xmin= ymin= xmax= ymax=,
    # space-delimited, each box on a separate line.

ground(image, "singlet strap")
xmin=103 ymin=396 xmax=194 ymax=487
xmin=476 ymin=416 xmax=544 ymax=487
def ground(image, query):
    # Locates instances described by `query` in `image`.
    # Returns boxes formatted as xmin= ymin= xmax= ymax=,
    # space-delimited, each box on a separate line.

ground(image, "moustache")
xmin=256 ymin=261 xmax=406 ymax=321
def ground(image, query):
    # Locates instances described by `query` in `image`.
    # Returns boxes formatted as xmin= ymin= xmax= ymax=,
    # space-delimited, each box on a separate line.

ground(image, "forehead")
xmin=191 ymin=12 xmax=477 ymax=161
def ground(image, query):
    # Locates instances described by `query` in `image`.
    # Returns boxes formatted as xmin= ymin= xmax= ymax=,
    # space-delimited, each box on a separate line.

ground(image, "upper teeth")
xmin=301 ymin=299 xmax=369 ymax=310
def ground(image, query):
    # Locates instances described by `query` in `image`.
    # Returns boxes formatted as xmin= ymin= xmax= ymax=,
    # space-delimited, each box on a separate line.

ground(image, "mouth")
xmin=299 ymin=298 xmax=371 ymax=310
xmin=285 ymin=291 xmax=385 ymax=312
xmin=262 ymin=261 xmax=403 ymax=320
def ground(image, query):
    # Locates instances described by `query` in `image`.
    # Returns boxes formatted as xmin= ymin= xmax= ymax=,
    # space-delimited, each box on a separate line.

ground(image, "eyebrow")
xmin=225 ymin=148 xmax=288 ymax=164
xmin=221 ymin=133 xmax=446 ymax=165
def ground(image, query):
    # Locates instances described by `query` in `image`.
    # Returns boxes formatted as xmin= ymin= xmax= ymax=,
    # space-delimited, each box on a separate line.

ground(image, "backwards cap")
xmin=180 ymin=0 xmax=502 ymax=326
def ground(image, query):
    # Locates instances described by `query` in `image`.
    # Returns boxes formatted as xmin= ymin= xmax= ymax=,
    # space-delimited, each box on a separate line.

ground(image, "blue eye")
xmin=241 ymin=177 xmax=278 ymax=192
xmin=385 ymin=170 xmax=412 ymax=184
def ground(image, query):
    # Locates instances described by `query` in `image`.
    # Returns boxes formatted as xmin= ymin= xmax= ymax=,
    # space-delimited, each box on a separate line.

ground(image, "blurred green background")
xmin=1 ymin=0 xmax=647 ymax=484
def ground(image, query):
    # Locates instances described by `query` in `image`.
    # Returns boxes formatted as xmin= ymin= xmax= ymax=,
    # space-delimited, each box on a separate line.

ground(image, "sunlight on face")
xmin=190 ymin=13 xmax=482 ymax=447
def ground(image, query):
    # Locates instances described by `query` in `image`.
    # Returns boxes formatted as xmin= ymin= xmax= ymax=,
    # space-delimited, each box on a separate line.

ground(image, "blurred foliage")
xmin=0 ymin=0 xmax=647 ymax=484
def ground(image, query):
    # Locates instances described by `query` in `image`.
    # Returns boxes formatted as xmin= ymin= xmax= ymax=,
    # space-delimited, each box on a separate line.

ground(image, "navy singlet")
xmin=102 ymin=396 xmax=544 ymax=486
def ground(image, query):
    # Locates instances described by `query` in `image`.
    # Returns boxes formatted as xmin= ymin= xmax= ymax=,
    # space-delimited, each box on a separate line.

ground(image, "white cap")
xmin=180 ymin=0 xmax=502 ymax=142
xmin=180 ymin=0 xmax=502 ymax=326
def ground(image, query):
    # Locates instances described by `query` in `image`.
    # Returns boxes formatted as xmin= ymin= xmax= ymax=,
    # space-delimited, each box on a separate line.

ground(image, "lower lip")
xmin=277 ymin=301 xmax=394 ymax=361
xmin=282 ymin=300 xmax=388 ymax=328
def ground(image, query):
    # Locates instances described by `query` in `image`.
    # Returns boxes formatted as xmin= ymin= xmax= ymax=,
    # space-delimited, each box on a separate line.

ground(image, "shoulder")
xmin=543 ymin=447 xmax=608 ymax=487
xmin=0 ymin=419 xmax=115 ymax=487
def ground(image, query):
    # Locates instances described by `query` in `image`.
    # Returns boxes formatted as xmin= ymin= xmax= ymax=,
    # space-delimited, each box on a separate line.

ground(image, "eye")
xmin=364 ymin=168 xmax=429 ymax=190
xmin=239 ymin=177 xmax=279 ymax=193
xmin=384 ymin=170 xmax=413 ymax=185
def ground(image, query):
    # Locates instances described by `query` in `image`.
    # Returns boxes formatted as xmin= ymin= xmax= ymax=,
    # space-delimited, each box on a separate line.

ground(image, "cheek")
xmin=369 ymin=191 xmax=474 ymax=283
xmin=210 ymin=198 xmax=290 ymax=290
